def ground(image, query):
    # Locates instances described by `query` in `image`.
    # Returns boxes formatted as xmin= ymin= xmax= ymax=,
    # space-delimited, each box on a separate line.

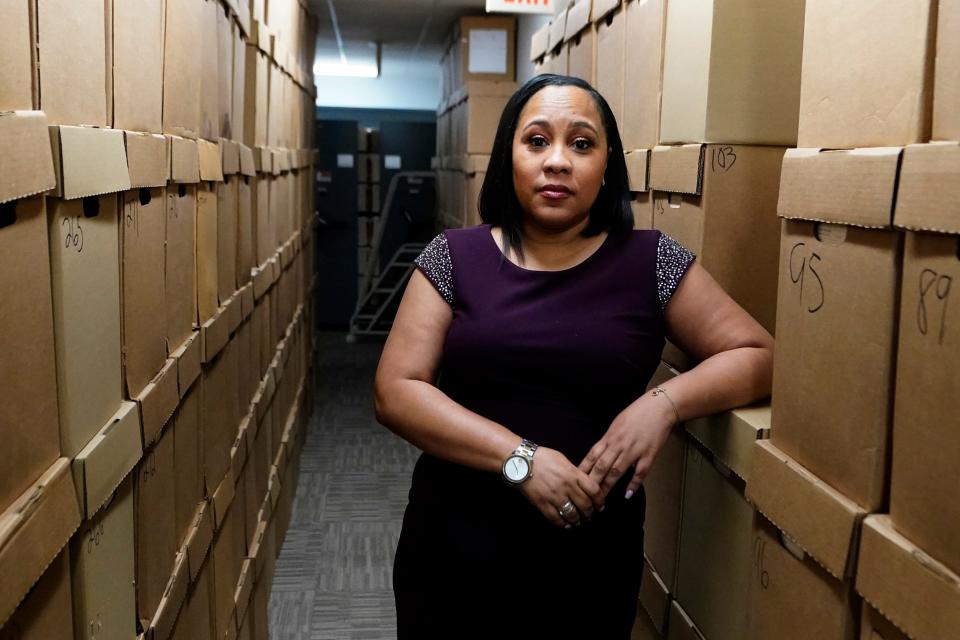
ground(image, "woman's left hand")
xmin=578 ymin=394 xmax=677 ymax=500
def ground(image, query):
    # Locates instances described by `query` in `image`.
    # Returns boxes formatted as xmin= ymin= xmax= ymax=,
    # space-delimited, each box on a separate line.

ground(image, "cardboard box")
xmin=218 ymin=178 xmax=240 ymax=305
xmin=748 ymin=512 xmax=858 ymax=640
xmin=0 ymin=458 xmax=80 ymax=629
xmin=457 ymin=81 xmax=515 ymax=156
xmin=530 ymin=20 xmax=550 ymax=63
xmin=172 ymin=331 xmax=202 ymax=398
xmin=857 ymin=515 xmax=960 ymax=640
xmin=0 ymin=112 xmax=56 ymax=204
xmin=49 ymin=126 xmax=131 ymax=200
xmin=173 ymin=383 xmax=202 ymax=552
xmin=650 ymin=144 xmax=785 ymax=333
xmin=667 ymin=600 xmax=705 ymax=640
xmin=163 ymin=0 xmax=202 ymax=138
xmin=747 ymin=440 xmax=865 ymax=581
xmin=622 ymin=0 xmax=667 ymax=151
xmin=37 ymin=0 xmax=108 ymax=126
xmin=798 ymin=0 xmax=936 ymax=148
xmin=166 ymin=185 xmax=198 ymax=353
xmin=631 ymin=604 xmax=663 ymax=640
xmin=232 ymin=23 xmax=248 ymax=144
xmin=171 ymin=558 xmax=214 ymax=640
xmin=626 ymin=149 xmax=650 ymax=193
xmin=71 ymin=400 xmax=142 ymax=519
xmin=237 ymin=175 xmax=255 ymax=289
xmin=134 ymin=425 xmax=177 ymax=628
xmin=197 ymin=183 xmax=220 ymax=324
xmin=199 ymin=140 xmax=225 ymax=182
xmin=147 ymin=549 xmax=188 ymax=640
xmin=0 ymin=549 xmax=73 ymax=640
xmin=887 ymin=142 xmax=960 ymax=575
xmin=112 ymin=0 xmax=164 ymax=132
xmin=659 ymin=0 xmax=804 ymax=145
xmin=202 ymin=340 xmax=241 ymax=498
xmin=934 ymin=0 xmax=960 ymax=140
xmin=631 ymin=193 xmax=652 ymax=230
xmin=860 ymin=603 xmax=909 ymax=640
xmin=0 ymin=1 xmax=35 ymax=112
xmin=639 ymin=558 xmax=670 ymax=635
xmin=0 ymin=196 xmax=61 ymax=516
xmin=254 ymin=176 xmax=274 ymax=267
xmin=595 ymin=6 xmax=626 ymax=132
xmin=453 ymin=16 xmax=516 ymax=87
xmin=170 ymin=136 xmax=201 ymax=184
xmin=685 ymin=404 xmax=770 ymax=484
xmin=676 ymin=443 xmax=754 ymax=640
xmin=210 ymin=504 xmax=240 ymax=640
xmin=564 ymin=0 xmax=596 ymax=85
xmin=217 ymin=5 xmax=235 ymax=142
xmin=199 ymin=0 xmax=221 ymax=142
xmin=47 ymin=195 xmax=123 ymax=459
xmin=125 ymin=132 xmax=169 ymax=188
xmin=70 ymin=478 xmax=137 ymax=640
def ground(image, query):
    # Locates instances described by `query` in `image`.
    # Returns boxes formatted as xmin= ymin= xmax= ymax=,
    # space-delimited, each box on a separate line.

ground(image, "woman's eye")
xmin=573 ymin=138 xmax=593 ymax=151
xmin=528 ymin=135 xmax=548 ymax=148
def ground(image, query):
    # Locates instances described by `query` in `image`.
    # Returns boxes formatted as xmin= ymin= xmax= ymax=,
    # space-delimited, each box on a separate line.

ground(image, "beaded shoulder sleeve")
xmin=413 ymin=233 xmax=454 ymax=306
xmin=656 ymin=232 xmax=696 ymax=312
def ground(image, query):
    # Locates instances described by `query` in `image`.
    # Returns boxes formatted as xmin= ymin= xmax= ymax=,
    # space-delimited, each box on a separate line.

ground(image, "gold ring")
xmin=559 ymin=501 xmax=577 ymax=519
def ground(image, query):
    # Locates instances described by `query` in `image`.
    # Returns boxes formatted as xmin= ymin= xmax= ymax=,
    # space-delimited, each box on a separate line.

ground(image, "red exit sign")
xmin=486 ymin=0 xmax=556 ymax=15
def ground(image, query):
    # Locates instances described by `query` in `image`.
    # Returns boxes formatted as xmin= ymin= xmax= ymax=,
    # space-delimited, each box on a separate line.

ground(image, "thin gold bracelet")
xmin=651 ymin=387 xmax=681 ymax=425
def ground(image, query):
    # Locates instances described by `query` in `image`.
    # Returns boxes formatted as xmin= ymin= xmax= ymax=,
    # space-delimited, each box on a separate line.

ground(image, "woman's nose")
xmin=543 ymin=145 xmax=572 ymax=173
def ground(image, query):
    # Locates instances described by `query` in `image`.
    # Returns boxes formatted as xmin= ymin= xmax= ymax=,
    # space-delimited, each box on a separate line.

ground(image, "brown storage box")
xmin=454 ymin=16 xmax=516 ymax=87
xmin=217 ymin=6 xmax=234 ymax=141
xmin=254 ymin=176 xmax=274 ymax=267
xmin=596 ymin=6 xmax=626 ymax=133
xmin=232 ymin=23 xmax=247 ymax=143
xmin=675 ymin=444 xmax=754 ymax=640
xmin=659 ymin=0 xmax=804 ymax=145
xmin=202 ymin=339 xmax=242 ymax=497
xmin=622 ymin=0 xmax=666 ymax=152
xmin=667 ymin=600 xmax=705 ymax=640
xmin=171 ymin=559 xmax=214 ymax=640
xmin=772 ymin=148 xmax=903 ymax=511
xmin=0 ymin=549 xmax=73 ymax=640
xmin=888 ymin=142 xmax=960 ymax=576
xmin=218 ymin=178 xmax=240 ymax=304
xmin=638 ymin=558 xmax=670 ymax=635
xmin=456 ymin=81 xmax=516 ymax=156
xmin=860 ymin=603 xmax=909 ymax=640
xmin=174 ymin=383 xmax=203 ymax=551
xmin=163 ymin=0 xmax=202 ymax=138
xmin=934 ymin=0 xmax=960 ymax=141
xmin=70 ymin=478 xmax=137 ymax=640
xmin=530 ymin=20 xmax=550 ymax=64
xmin=199 ymin=0 xmax=221 ymax=142
xmin=36 ymin=0 xmax=108 ymax=126
xmin=748 ymin=513 xmax=858 ymax=640
xmin=564 ymin=0 xmax=596 ymax=85
xmin=238 ymin=172 xmax=256 ymax=288
xmin=0 ymin=195 xmax=61 ymax=516
xmin=166 ymin=185 xmax=199 ymax=353
xmin=798 ymin=0 xmax=936 ymax=148
xmin=857 ymin=515 xmax=960 ymax=640
xmin=244 ymin=46 xmax=269 ymax=149
xmin=197 ymin=182 xmax=221 ymax=324
xmin=112 ymin=0 xmax=164 ymax=132
xmin=126 ymin=132 xmax=169 ymax=188
xmin=631 ymin=192 xmax=652 ymax=229
xmin=650 ymin=144 xmax=785 ymax=334
xmin=0 ymin=2 xmax=35 ymax=112
xmin=210 ymin=502 xmax=241 ymax=640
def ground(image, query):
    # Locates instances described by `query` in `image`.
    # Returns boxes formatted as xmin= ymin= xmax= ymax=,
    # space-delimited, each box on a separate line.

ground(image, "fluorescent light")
xmin=314 ymin=61 xmax=380 ymax=78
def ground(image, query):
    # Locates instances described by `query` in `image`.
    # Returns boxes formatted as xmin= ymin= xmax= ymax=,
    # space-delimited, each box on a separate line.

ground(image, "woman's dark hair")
xmin=477 ymin=74 xmax=634 ymax=261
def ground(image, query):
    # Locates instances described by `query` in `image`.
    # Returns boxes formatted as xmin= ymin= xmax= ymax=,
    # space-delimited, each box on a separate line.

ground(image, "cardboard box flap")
xmin=777 ymin=147 xmax=901 ymax=228
xmin=198 ymin=140 xmax=224 ymax=182
xmin=221 ymin=139 xmax=240 ymax=176
xmin=72 ymin=401 xmax=143 ymax=519
xmin=135 ymin=359 xmax=179 ymax=447
xmin=857 ymin=515 xmax=960 ymax=640
xmin=894 ymin=142 xmax=960 ymax=234
xmin=591 ymin=0 xmax=621 ymax=22
xmin=746 ymin=440 xmax=865 ymax=580
xmin=685 ymin=404 xmax=770 ymax=483
xmin=565 ymin=0 xmax=594 ymax=41
xmin=650 ymin=144 xmax=704 ymax=195
xmin=169 ymin=137 xmax=200 ymax=184
xmin=0 ymin=457 xmax=81 ymax=627
xmin=626 ymin=149 xmax=650 ymax=192
xmin=463 ymin=154 xmax=490 ymax=174
xmin=668 ymin=601 xmax=706 ymax=640
xmin=530 ymin=22 xmax=550 ymax=61
xmin=125 ymin=132 xmax=168 ymax=188
xmin=548 ymin=10 xmax=569 ymax=53
xmin=50 ymin=126 xmax=131 ymax=199
xmin=238 ymin=145 xmax=256 ymax=176
xmin=148 ymin=549 xmax=188 ymax=640
xmin=639 ymin=559 xmax=670 ymax=634
xmin=0 ymin=112 xmax=56 ymax=203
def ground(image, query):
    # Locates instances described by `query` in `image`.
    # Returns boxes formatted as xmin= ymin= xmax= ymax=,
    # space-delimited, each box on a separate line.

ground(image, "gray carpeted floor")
xmin=269 ymin=332 xmax=419 ymax=639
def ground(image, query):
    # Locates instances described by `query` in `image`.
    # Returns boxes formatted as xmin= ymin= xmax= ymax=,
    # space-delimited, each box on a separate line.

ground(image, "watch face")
xmin=504 ymin=456 xmax=529 ymax=483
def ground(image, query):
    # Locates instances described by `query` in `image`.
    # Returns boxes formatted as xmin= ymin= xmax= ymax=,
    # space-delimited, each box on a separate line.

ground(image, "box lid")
xmin=626 ymin=149 xmax=650 ymax=192
xmin=639 ymin=558 xmax=670 ymax=634
xmin=856 ymin=515 xmax=960 ymax=640
xmin=591 ymin=0 xmax=621 ymax=22
xmin=894 ymin=142 xmax=960 ymax=234
xmin=650 ymin=144 xmax=704 ymax=195
xmin=50 ymin=126 xmax=131 ymax=199
xmin=565 ymin=0 xmax=594 ymax=41
xmin=777 ymin=147 xmax=901 ymax=228
xmin=125 ymin=132 xmax=168 ymax=188
xmin=72 ymin=401 xmax=143 ymax=520
xmin=745 ymin=440 xmax=865 ymax=580
xmin=685 ymin=404 xmax=770 ymax=483
xmin=0 ymin=112 xmax=56 ymax=203
xmin=668 ymin=600 xmax=706 ymax=640
xmin=530 ymin=22 xmax=551 ymax=61
xmin=198 ymin=139 xmax=224 ymax=182
xmin=169 ymin=137 xmax=200 ymax=183
xmin=221 ymin=139 xmax=240 ymax=176
xmin=549 ymin=9 xmax=569 ymax=52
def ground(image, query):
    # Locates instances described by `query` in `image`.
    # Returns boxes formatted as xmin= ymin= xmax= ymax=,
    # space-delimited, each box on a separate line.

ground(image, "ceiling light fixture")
xmin=314 ymin=61 xmax=380 ymax=78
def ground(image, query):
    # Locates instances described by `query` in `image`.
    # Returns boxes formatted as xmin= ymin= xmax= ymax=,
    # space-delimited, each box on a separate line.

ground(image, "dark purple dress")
xmin=394 ymin=225 xmax=693 ymax=637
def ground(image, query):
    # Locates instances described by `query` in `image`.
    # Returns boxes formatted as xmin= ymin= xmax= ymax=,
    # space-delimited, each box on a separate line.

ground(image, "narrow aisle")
xmin=269 ymin=333 xmax=418 ymax=639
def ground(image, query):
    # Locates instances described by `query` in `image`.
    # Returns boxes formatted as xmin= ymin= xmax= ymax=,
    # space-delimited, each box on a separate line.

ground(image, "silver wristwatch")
xmin=502 ymin=439 xmax=538 ymax=485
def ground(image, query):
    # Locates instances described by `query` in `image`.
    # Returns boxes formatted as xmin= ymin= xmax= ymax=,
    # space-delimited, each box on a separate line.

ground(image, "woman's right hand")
xmin=516 ymin=447 xmax=605 ymax=528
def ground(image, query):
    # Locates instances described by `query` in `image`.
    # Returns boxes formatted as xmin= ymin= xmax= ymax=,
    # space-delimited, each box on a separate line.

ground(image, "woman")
xmin=374 ymin=75 xmax=773 ymax=637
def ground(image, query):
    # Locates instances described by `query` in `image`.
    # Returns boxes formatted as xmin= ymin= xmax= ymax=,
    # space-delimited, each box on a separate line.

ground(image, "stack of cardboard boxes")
xmin=0 ymin=0 xmax=319 ymax=639
xmin=357 ymin=128 xmax=382 ymax=295
xmin=435 ymin=16 xmax=517 ymax=229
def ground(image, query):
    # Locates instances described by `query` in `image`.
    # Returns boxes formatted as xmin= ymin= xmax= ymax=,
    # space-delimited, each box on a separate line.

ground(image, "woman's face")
xmin=512 ymin=85 xmax=609 ymax=233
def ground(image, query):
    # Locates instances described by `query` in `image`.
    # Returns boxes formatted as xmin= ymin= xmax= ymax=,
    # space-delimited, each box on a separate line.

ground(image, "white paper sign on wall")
xmin=486 ymin=0 xmax=556 ymax=15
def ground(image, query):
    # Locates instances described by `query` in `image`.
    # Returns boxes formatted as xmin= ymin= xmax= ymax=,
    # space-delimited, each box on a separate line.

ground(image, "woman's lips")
xmin=538 ymin=185 xmax=572 ymax=200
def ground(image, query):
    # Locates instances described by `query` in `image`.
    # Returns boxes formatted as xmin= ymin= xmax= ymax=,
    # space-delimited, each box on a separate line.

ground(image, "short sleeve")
xmin=414 ymin=233 xmax=454 ymax=306
xmin=656 ymin=232 xmax=696 ymax=311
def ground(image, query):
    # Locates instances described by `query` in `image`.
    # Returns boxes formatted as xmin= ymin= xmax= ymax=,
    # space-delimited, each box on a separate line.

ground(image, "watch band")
xmin=515 ymin=439 xmax=538 ymax=459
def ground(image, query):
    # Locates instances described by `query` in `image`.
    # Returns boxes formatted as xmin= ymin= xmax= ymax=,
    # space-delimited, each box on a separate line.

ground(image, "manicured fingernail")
xmin=625 ymin=490 xmax=634 ymax=500
xmin=599 ymin=505 xmax=605 ymax=512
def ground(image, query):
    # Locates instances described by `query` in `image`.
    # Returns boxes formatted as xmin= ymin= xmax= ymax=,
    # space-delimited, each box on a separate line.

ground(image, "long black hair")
xmin=476 ymin=74 xmax=634 ymax=261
